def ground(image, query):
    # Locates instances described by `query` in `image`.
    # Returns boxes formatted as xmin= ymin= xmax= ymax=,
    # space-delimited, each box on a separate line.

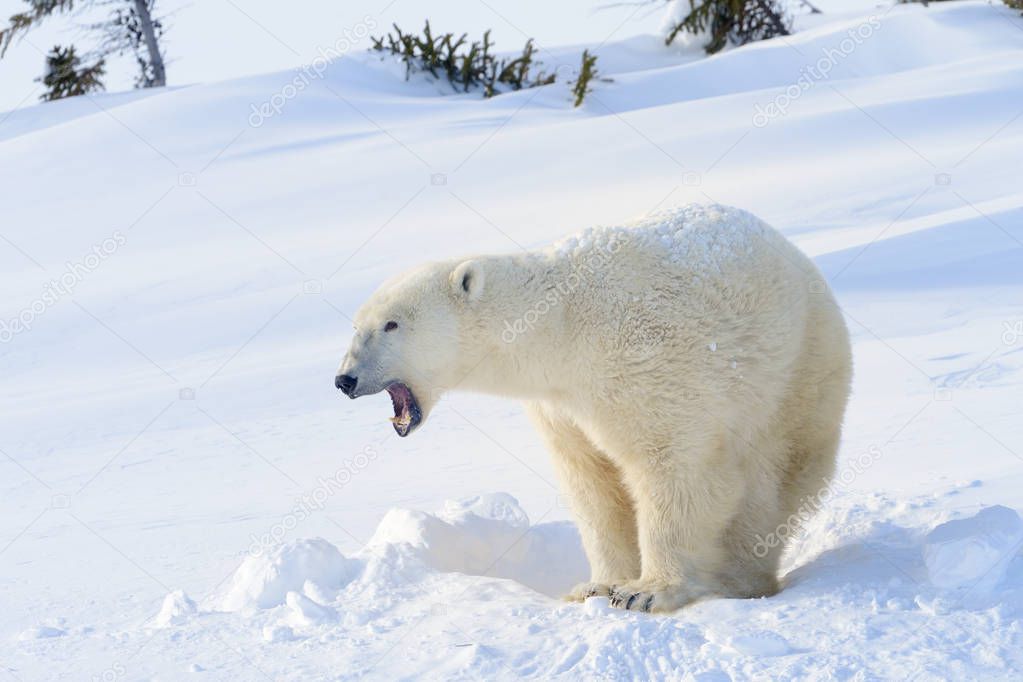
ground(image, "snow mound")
xmin=439 ymin=492 xmax=531 ymax=528
xmin=219 ymin=538 xmax=360 ymax=611
xmin=262 ymin=624 xmax=298 ymax=643
xmin=366 ymin=492 xmax=588 ymax=597
xmin=284 ymin=591 xmax=338 ymax=627
xmin=923 ymin=505 xmax=1023 ymax=593
xmin=154 ymin=589 xmax=198 ymax=627
xmin=216 ymin=494 xmax=585 ymax=616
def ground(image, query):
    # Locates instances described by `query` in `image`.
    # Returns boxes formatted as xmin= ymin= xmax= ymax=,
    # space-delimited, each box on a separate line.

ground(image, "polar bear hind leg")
xmin=721 ymin=300 xmax=851 ymax=598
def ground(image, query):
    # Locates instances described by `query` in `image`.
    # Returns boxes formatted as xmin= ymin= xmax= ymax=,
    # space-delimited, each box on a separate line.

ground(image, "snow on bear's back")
xmin=550 ymin=203 xmax=772 ymax=270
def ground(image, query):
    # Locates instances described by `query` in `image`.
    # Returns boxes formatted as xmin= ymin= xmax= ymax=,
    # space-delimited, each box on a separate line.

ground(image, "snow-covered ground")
xmin=2 ymin=1 xmax=1023 ymax=679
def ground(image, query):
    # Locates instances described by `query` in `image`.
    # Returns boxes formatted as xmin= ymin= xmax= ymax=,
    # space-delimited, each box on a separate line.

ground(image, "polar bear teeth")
xmin=385 ymin=381 xmax=421 ymax=437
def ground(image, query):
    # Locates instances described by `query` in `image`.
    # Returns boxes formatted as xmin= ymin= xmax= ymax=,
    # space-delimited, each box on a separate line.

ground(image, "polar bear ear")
xmin=451 ymin=260 xmax=485 ymax=302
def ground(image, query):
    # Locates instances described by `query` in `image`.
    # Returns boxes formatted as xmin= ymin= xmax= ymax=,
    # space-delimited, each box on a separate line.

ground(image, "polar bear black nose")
xmin=336 ymin=374 xmax=358 ymax=397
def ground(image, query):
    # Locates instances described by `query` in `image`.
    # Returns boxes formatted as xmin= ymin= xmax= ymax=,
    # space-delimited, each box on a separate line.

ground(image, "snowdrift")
xmin=3 ymin=1 xmax=1023 ymax=679
xmin=150 ymin=494 xmax=1023 ymax=679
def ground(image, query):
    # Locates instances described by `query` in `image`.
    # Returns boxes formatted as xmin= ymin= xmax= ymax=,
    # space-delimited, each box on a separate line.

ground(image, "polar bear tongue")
xmin=386 ymin=382 xmax=421 ymax=437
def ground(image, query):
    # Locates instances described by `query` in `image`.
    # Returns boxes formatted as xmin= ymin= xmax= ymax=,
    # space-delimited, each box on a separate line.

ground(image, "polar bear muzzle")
xmin=386 ymin=382 xmax=422 ymax=437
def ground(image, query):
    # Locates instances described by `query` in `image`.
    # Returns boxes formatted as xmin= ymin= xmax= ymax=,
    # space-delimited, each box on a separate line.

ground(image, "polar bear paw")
xmin=608 ymin=581 xmax=695 ymax=613
xmin=563 ymin=581 xmax=612 ymax=602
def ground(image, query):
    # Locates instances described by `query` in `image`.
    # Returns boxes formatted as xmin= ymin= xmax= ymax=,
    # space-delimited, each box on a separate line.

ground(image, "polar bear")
xmin=335 ymin=204 xmax=852 ymax=612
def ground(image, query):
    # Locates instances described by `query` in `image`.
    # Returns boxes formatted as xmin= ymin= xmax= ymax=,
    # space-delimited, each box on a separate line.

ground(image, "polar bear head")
xmin=335 ymin=259 xmax=486 ymax=437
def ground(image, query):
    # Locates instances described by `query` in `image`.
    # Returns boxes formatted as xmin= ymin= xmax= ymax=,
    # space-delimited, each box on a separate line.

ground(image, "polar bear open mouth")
xmin=386 ymin=382 xmax=422 ymax=437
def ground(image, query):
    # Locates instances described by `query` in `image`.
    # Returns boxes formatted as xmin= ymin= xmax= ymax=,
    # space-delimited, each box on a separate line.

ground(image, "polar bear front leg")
xmin=526 ymin=404 xmax=640 ymax=599
xmin=609 ymin=446 xmax=743 ymax=613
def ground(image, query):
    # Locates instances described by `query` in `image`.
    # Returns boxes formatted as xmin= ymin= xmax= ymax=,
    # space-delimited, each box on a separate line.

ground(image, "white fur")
xmin=338 ymin=204 xmax=852 ymax=612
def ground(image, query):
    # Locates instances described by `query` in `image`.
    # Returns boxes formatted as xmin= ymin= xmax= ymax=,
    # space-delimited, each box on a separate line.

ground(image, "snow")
xmin=711 ymin=630 xmax=792 ymax=657
xmin=2 ymin=0 xmax=1023 ymax=679
xmin=154 ymin=589 xmax=198 ymax=627
xmin=218 ymin=537 xmax=359 ymax=612
xmin=364 ymin=493 xmax=587 ymax=598
xmin=923 ymin=505 xmax=1023 ymax=594
xmin=17 ymin=626 xmax=66 ymax=641
xmin=552 ymin=204 xmax=765 ymax=265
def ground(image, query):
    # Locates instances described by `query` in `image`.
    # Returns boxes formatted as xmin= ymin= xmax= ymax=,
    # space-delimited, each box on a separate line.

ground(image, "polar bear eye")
xmin=384 ymin=321 xmax=399 ymax=332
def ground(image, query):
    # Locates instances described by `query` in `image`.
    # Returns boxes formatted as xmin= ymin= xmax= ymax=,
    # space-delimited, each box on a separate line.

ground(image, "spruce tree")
xmin=0 ymin=0 xmax=167 ymax=97
xmin=663 ymin=0 xmax=790 ymax=54
xmin=371 ymin=22 xmax=558 ymax=98
xmin=572 ymin=50 xmax=598 ymax=107
xmin=36 ymin=44 xmax=105 ymax=100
